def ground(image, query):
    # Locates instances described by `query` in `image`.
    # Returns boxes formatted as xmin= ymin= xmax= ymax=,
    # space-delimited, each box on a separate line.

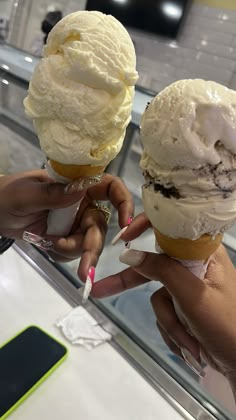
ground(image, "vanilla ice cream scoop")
xmin=140 ymin=79 xmax=236 ymax=241
xmin=24 ymin=11 xmax=138 ymax=167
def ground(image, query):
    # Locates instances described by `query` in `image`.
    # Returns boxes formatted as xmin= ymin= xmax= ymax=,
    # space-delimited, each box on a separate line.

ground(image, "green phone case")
xmin=0 ymin=325 xmax=68 ymax=420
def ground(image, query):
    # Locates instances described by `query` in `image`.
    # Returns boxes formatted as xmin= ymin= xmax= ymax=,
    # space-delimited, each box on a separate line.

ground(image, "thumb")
xmin=16 ymin=179 xmax=86 ymax=212
xmin=119 ymin=249 xmax=206 ymax=312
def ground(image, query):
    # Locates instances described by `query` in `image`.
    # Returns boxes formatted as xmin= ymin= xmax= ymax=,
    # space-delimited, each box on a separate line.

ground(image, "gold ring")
xmin=88 ymin=202 xmax=111 ymax=224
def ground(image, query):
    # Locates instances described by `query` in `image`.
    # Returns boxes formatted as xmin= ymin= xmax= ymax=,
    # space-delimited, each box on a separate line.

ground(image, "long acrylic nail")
xmin=80 ymin=267 xmax=95 ymax=304
xmin=23 ymin=231 xmax=53 ymax=250
xmin=119 ymin=248 xmax=146 ymax=267
xmin=111 ymin=217 xmax=133 ymax=246
xmin=125 ymin=216 xmax=133 ymax=248
xmin=111 ymin=226 xmax=128 ymax=245
xmin=64 ymin=175 xmax=103 ymax=194
xmin=181 ymin=348 xmax=205 ymax=378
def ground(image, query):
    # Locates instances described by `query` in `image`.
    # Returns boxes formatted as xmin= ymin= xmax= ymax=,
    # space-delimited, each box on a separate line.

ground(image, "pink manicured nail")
xmin=80 ymin=267 xmax=95 ymax=304
xmin=127 ymin=216 xmax=133 ymax=225
xmin=88 ymin=266 xmax=95 ymax=284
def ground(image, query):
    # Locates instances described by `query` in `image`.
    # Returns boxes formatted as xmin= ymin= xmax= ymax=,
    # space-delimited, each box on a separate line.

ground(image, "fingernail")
xmin=181 ymin=348 xmax=205 ymax=378
xmin=111 ymin=226 xmax=128 ymax=245
xmin=23 ymin=231 xmax=53 ymax=250
xmin=88 ymin=266 xmax=95 ymax=283
xmin=125 ymin=216 xmax=133 ymax=248
xmin=127 ymin=216 xmax=133 ymax=225
xmin=119 ymin=248 xmax=146 ymax=267
xmin=80 ymin=267 xmax=95 ymax=304
xmin=64 ymin=175 xmax=103 ymax=194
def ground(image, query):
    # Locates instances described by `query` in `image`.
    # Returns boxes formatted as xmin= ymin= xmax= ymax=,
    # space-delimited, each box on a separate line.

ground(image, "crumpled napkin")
xmin=56 ymin=306 xmax=112 ymax=350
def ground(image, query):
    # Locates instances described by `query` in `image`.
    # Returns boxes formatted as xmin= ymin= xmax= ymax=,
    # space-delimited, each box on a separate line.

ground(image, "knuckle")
xmin=166 ymin=340 xmax=178 ymax=354
xmin=165 ymin=317 xmax=179 ymax=339
xmin=150 ymin=287 xmax=168 ymax=310
xmin=150 ymin=290 xmax=162 ymax=307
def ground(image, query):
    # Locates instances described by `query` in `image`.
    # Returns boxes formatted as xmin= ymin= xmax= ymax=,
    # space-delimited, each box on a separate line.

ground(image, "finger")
xmin=77 ymin=225 xmax=105 ymax=282
xmin=5 ymin=169 xmax=52 ymax=183
xmin=86 ymin=174 xmax=134 ymax=227
xmin=45 ymin=251 xmax=76 ymax=263
xmin=121 ymin=212 xmax=152 ymax=242
xmin=6 ymin=210 xmax=48 ymax=238
xmin=77 ymin=210 xmax=108 ymax=282
xmin=91 ymin=267 xmax=149 ymax=298
xmin=123 ymin=251 xmax=206 ymax=313
xmin=52 ymin=234 xmax=84 ymax=259
xmin=151 ymin=289 xmax=200 ymax=359
xmin=156 ymin=320 xmax=183 ymax=359
xmin=47 ymin=204 xmax=108 ymax=273
xmin=12 ymin=179 xmax=86 ymax=213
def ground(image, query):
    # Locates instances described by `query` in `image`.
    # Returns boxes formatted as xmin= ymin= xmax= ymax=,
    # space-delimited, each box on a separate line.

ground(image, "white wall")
xmin=0 ymin=0 xmax=14 ymax=18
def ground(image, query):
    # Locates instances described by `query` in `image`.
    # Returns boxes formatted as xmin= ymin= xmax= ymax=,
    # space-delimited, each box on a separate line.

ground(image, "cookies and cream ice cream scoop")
xmin=140 ymin=79 xmax=236 ymax=260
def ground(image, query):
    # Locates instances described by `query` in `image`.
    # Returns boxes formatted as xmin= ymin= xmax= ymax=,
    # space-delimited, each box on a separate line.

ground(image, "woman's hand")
xmin=0 ymin=170 xmax=133 ymax=280
xmin=92 ymin=214 xmax=236 ymax=391
xmin=50 ymin=173 xmax=134 ymax=279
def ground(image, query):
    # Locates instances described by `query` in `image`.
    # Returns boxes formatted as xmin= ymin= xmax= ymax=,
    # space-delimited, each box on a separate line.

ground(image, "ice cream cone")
xmin=154 ymin=228 xmax=223 ymax=260
xmin=50 ymin=159 xmax=106 ymax=180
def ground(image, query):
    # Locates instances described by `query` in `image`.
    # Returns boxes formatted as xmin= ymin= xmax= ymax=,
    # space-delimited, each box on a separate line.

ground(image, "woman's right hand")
xmin=92 ymin=214 xmax=236 ymax=393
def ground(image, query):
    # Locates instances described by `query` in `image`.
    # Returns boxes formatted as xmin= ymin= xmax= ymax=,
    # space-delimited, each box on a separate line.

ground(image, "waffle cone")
xmin=154 ymin=229 xmax=222 ymax=260
xmin=50 ymin=160 xmax=105 ymax=180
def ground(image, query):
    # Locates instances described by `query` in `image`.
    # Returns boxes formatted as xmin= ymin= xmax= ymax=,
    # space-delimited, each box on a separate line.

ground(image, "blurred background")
xmin=1 ymin=0 xmax=236 ymax=91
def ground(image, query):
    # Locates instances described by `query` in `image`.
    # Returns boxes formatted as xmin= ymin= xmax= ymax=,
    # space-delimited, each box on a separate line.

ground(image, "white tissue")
xmin=178 ymin=259 xmax=208 ymax=280
xmin=56 ymin=306 xmax=112 ymax=350
xmin=156 ymin=241 xmax=208 ymax=327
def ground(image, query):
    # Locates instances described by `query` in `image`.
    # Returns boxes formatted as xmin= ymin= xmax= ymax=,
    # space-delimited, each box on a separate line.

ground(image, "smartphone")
xmin=0 ymin=326 xmax=68 ymax=419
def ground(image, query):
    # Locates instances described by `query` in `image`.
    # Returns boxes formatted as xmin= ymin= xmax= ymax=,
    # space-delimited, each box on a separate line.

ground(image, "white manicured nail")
xmin=81 ymin=267 xmax=95 ymax=304
xmin=181 ymin=348 xmax=205 ymax=378
xmin=111 ymin=226 xmax=128 ymax=245
xmin=119 ymin=248 xmax=146 ymax=266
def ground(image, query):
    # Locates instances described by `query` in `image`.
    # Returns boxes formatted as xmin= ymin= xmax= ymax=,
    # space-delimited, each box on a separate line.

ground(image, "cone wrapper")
xmin=172 ymin=259 xmax=208 ymax=327
xmin=46 ymin=161 xmax=82 ymax=236
xmin=154 ymin=229 xmax=221 ymax=328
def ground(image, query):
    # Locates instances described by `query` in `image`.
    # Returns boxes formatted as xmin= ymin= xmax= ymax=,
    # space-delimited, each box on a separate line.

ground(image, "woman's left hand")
xmin=50 ymin=173 xmax=134 ymax=280
xmin=0 ymin=170 xmax=133 ymax=280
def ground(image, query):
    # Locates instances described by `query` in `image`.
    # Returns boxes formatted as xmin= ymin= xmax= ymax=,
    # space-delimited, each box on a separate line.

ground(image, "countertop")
xmin=0 ymin=245 xmax=185 ymax=420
